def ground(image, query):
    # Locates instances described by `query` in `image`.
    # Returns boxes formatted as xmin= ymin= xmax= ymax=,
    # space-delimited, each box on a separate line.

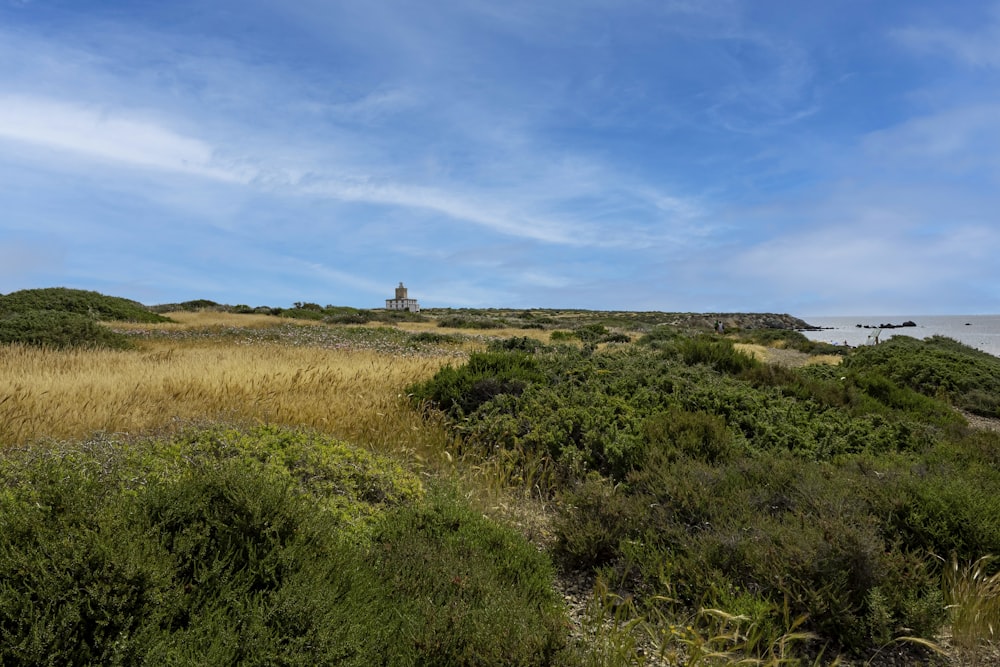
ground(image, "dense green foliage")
xmin=149 ymin=298 xmax=224 ymax=312
xmin=0 ymin=310 xmax=133 ymax=349
xmin=846 ymin=335 xmax=1000 ymax=418
xmin=412 ymin=350 xmax=548 ymax=418
xmin=421 ymin=308 xmax=811 ymax=334
xmin=412 ymin=334 xmax=1000 ymax=657
xmin=0 ymin=288 xmax=170 ymax=323
xmin=437 ymin=315 xmax=512 ymax=329
xmin=269 ymin=304 xmax=427 ymax=324
xmin=0 ymin=427 xmax=574 ymax=666
xmin=0 ymin=288 xmax=170 ymax=349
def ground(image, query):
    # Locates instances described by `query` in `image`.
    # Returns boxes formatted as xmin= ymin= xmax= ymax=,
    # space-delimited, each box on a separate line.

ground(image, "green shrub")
xmin=371 ymin=485 xmax=571 ymax=665
xmin=643 ymin=407 xmax=734 ymax=464
xmin=0 ymin=287 xmax=169 ymax=323
xmin=845 ymin=336 xmax=1000 ymax=418
xmin=600 ymin=452 xmax=949 ymax=653
xmin=0 ymin=428 xmax=577 ymax=666
xmin=412 ymin=336 xmax=1000 ymax=656
xmin=0 ymin=310 xmax=133 ymax=349
xmin=437 ymin=316 xmax=508 ymax=329
xmin=552 ymin=473 xmax=644 ymax=569
xmin=676 ymin=336 xmax=760 ymax=374
xmin=149 ymin=298 xmax=223 ymax=312
xmin=325 ymin=307 xmax=375 ymax=324
xmin=488 ymin=336 xmax=547 ymax=353
xmin=409 ymin=331 xmax=463 ymax=345
xmin=574 ymin=323 xmax=609 ymax=343
xmin=409 ymin=350 xmax=547 ymax=418
xmin=279 ymin=307 xmax=326 ymax=321
xmin=637 ymin=326 xmax=683 ymax=349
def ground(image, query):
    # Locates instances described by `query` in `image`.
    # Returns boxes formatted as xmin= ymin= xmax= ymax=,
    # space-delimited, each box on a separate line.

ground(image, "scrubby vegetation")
xmin=0 ymin=310 xmax=133 ymax=349
xmin=0 ymin=288 xmax=169 ymax=349
xmin=437 ymin=314 xmax=513 ymax=329
xmin=412 ymin=332 xmax=1000 ymax=660
xmin=845 ymin=335 xmax=1000 ymax=418
xmin=149 ymin=298 xmax=428 ymax=324
xmin=0 ymin=288 xmax=170 ymax=323
xmin=4 ymin=290 xmax=1000 ymax=665
xmin=0 ymin=427 xmax=571 ymax=665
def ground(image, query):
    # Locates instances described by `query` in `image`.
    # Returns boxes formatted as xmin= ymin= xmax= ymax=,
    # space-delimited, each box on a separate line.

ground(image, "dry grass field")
xmin=393 ymin=319 xmax=560 ymax=343
xmin=1 ymin=313 xmax=457 ymax=465
xmin=734 ymin=342 xmax=842 ymax=367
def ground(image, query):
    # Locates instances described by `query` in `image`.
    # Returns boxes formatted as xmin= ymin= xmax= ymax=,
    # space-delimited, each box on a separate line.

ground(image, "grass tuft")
xmin=943 ymin=554 xmax=1000 ymax=654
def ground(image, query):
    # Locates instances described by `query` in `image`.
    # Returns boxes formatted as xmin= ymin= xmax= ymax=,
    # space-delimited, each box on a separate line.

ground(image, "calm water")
xmin=799 ymin=315 xmax=1000 ymax=358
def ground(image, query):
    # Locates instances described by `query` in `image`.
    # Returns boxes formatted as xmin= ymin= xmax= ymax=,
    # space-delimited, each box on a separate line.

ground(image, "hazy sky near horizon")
xmin=2 ymin=1 xmax=999 ymax=315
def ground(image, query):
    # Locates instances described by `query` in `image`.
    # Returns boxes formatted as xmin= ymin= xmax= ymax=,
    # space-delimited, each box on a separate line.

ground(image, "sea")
xmin=799 ymin=315 xmax=1000 ymax=358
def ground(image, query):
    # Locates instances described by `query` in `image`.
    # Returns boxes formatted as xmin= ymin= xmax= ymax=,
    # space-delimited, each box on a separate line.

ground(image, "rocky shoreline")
xmin=799 ymin=320 xmax=918 ymax=332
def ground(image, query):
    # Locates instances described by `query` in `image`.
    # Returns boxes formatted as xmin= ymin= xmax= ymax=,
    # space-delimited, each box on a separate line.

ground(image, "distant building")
xmin=385 ymin=282 xmax=420 ymax=312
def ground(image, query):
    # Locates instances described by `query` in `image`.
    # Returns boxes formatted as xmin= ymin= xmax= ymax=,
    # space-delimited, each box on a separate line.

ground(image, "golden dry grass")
xmin=116 ymin=310 xmax=312 ymax=330
xmin=393 ymin=320 xmax=556 ymax=344
xmin=804 ymin=354 xmax=843 ymax=366
xmin=0 ymin=336 xmax=455 ymax=464
xmin=734 ymin=343 xmax=842 ymax=367
xmin=944 ymin=554 xmax=1000 ymax=659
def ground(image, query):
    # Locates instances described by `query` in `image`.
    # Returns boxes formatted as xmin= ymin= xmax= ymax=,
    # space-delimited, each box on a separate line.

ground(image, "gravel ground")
xmin=960 ymin=410 xmax=1000 ymax=433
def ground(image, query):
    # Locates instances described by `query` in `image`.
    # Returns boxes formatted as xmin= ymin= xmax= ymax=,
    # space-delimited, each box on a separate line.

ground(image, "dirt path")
xmin=959 ymin=410 xmax=1000 ymax=433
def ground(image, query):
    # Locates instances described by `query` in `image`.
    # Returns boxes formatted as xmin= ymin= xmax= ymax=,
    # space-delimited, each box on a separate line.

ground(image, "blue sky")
xmin=1 ymin=0 xmax=999 ymax=315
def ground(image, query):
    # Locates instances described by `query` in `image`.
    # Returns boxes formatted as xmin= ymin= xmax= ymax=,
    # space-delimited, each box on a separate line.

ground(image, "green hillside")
xmin=0 ymin=287 xmax=170 ymax=349
xmin=0 ymin=287 xmax=170 ymax=323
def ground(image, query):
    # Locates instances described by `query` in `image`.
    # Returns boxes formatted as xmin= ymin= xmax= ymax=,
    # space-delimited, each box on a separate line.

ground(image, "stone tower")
xmin=385 ymin=282 xmax=420 ymax=312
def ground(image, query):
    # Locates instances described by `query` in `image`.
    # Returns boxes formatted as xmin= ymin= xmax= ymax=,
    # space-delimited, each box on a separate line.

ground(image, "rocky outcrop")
xmin=855 ymin=321 xmax=917 ymax=329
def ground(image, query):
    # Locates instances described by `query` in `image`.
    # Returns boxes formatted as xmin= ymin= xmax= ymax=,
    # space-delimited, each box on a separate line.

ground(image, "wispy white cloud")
xmin=285 ymin=259 xmax=390 ymax=296
xmin=0 ymin=95 xmax=252 ymax=182
xmin=863 ymin=104 xmax=1000 ymax=177
xmin=1 ymin=1 xmax=996 ymax=312
xmin=893 ymin=6 xmax=1000 ymax=68
xmin=0 ymin=16 xmax=707 ymax=254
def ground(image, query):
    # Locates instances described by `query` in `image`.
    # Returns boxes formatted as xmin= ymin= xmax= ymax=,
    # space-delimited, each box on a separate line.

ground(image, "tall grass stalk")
xmin=581 ymin=573 xmax=841 ymax=666
xmin=943 ymin=554 xmax=1000 ymax=658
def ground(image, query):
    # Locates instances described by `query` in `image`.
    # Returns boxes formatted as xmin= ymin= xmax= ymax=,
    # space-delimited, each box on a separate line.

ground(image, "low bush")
xmin=488 ymin=336 xmax=547 ymax=353
xmin=0 ymin=287 xmax=169 ymax=323
xmin=675 ymin=335 xmax=760 ymax=374
xmin=409 ymin=350 xmax=548 ymax=418
xmin=436 ymin=315 xmax=508 ymax=329
xmin=845 ymin=335 xmax=1000 ymax=418
xmin=0 ymin=310 xmax=133 ymax=349
xmin=0 ymin=427 xmax=576 ymax=666
xmin=410 ymin=334 xmax=1000 ymax=657
xmin=278 ymin=307 xmax=326 ymax=321
xmin=371 ymin=486 xmax=570 ymax=665
xmin=409 ymin=331 xmax=463 ymax=345
xmin=325 ymin=307 xmax=376 ymax=324
xmin=149 ymin=299 xmax=223 ymax=312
